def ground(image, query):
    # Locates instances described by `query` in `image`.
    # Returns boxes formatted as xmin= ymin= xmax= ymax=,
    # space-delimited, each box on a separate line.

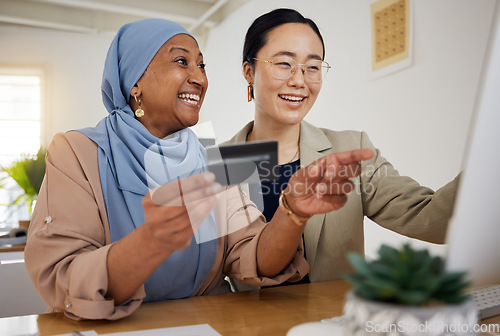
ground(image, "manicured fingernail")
xmin=325 ymin=165 xmax=335 ymax=177
xmin=212 ymin=183 xmax=222 ymax=193
xmin=205 ymin=172 xmax=215 ymax=182
xmin=310 ymin=165 xmax=318 ymax=176
xmin=316 ymin=183 xmax=327 ymax=193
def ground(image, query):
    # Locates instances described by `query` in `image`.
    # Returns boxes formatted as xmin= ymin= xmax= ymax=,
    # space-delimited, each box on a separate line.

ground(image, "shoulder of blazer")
xmin=224 ymin=121 xmax=254 ymax=145
xmin=224 ymin=119 xmax=367 ymax=153
xmin=300 ymin=120 xmax=365 ymax=154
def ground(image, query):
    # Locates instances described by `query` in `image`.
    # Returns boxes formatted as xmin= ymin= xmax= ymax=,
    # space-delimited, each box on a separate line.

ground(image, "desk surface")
xmin=0 ymin=243 xmax=25 ymax=252
xmin=0 ymin=280 xmax=498 ymax=336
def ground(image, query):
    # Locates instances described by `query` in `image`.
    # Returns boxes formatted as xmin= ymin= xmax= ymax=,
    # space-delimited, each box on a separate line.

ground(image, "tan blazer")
xmin=25 ymin=131 xmax=308 ymax=320
xmin=226 ymin=120 xmax=459 ymax=283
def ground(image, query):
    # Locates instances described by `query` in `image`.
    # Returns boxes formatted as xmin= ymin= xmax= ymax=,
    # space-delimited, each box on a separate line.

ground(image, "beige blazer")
xmin=226 ymin=120 xmax=459 ymax=283
xmin=25 ymin=131 xmax=308 ymax=320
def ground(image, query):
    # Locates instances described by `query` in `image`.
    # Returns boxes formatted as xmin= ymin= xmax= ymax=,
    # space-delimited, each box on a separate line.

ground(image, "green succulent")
xmin=0 ymin=147 xmax=46 ymax=214
xmin=343 ymin=244 xmax=470 ymax=306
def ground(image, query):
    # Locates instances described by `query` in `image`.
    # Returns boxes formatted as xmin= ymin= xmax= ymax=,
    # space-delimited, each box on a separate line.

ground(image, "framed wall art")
xmin=370 ymin=0 xmax=413 ymax=78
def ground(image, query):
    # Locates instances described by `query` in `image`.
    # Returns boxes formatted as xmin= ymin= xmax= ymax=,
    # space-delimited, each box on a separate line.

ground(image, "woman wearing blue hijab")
xmin=25 ymin=18 xmax=372 ymax=320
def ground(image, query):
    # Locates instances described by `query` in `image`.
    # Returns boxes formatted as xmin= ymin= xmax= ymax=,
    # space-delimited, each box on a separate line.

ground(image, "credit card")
xmin=206 ymin=140 xmax=278 ymax=186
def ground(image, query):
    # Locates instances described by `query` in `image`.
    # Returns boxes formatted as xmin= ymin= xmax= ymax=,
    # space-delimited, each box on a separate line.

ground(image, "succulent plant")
xmin=343 ymin=244 xmax=470 ymax=306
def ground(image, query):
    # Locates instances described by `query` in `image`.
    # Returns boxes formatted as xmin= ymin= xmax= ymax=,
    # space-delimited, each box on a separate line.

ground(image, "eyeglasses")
xmin=253 ymin=56 xmax=331 ymax=83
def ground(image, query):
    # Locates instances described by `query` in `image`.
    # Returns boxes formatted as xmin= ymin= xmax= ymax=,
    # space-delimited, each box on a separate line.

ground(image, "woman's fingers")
xmin=150 ymin=172 xmax=221 ymax=206
xmin=304 ymin=149 xmax=374 ymax=182
xmin=158 ymin=195 xmax=219 ymax=249
xmin=328 ymin=148 xmax=374 ymax=166
xmin=285 ymin=149 xmax=373 ymax=215
xmin=143 ymin=181 xmax=222 ymax=251
xmin=314 ymin=180 xmax=355 ymax=196
xmin=182 ymin=191 xmax=221 ymax=233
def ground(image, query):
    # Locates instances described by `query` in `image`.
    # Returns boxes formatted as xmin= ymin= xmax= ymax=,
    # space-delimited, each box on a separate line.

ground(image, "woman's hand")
xmin=256 ymin=149 xmax=374 ymax=278
xmin=107 ymin=172 xmax=222 ymax=304
xmin=142 ymin=172 xmax=222 ymax=253
xmin=284 ymin=149 xmax=374 ymax=217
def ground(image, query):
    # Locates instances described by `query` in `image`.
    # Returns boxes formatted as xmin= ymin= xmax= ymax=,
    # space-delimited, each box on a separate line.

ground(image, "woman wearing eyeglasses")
xmin=226 ymin=8 xmax=460 ymax=286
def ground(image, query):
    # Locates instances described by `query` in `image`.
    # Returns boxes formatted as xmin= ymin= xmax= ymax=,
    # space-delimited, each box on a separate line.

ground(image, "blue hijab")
xmin=77 ymin=19 xmax=217 ymax=302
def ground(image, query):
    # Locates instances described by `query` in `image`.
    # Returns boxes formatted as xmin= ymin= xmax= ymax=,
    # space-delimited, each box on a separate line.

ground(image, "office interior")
xmin=0 ymin=0 xmax=497 ymax=323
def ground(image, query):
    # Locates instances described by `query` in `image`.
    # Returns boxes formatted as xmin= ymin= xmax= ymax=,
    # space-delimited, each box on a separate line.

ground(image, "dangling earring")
xmin=134 ymin=95 xmax=144 ymax=118
xmin=247 ymin=84 xmax=254 ymax=102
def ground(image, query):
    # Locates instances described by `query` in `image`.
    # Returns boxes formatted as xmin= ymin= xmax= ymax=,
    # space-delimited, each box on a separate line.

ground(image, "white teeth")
xmin=183 ymin=99 xmax=198 ymax=105
xmin=178 ymin=93 xmax=200 ymax=101
xmin=178 ymin=93 xmax=200 ymax=105
xmin=279 ymin=94 xmax=304 ymax=101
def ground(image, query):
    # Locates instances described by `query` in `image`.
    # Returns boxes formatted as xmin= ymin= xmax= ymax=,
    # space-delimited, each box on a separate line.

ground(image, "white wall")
xmin=0 ymin=26 xmax=114 ymax=146
xmin=201 ymin=0 xmax=497 ymax=258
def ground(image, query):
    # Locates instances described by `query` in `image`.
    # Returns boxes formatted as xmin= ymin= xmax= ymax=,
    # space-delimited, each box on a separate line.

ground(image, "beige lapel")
xmin=226 ymin=120 xmax=334 ymax=270
xmin=299 ymin=121 xmax=333 ymax=271
xmin=225 ymin=121 xmax=254 ymax=144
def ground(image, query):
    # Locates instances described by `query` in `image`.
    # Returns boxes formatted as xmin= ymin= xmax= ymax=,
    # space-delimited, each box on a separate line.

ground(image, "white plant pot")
xmin=343 ymin=291 xmax=478 ymax=336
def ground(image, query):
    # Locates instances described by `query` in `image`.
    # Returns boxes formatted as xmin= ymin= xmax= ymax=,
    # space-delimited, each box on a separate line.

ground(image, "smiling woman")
xmin=129 ymin=35 xmax=208 ymax=138
xmin=244 ymin=22 xmax=325 ymax=132
xmin=226 ymin=8 xmax=461 ymax=288
xmin=23 ymin=17 xmax=373 ymax=321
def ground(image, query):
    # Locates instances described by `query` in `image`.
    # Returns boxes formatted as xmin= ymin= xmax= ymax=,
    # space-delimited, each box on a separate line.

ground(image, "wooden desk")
xmin=0 ymin=243 xmax=25 ymax=252
xmin=0 ymin=280 xmax=498 ymax=336
xmin=0 ymin=280 xmax=348 ymax=335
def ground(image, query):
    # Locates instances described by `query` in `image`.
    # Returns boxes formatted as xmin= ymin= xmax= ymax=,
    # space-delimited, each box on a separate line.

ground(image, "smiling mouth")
xmin=279 ymin=94 xmax=305 ymax=103
xmin=178 ymin=93 xmax=200 ymax=106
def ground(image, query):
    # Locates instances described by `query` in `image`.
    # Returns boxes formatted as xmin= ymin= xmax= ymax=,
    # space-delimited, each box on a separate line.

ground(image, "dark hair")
xmin=243 ymin=8 xmax=325 ymax=67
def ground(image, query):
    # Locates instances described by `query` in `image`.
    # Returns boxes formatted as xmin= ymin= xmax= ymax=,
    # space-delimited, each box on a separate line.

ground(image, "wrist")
xmin=137 ymin=224 xmax=174 ymax=258
xmin=278 ymin=191 xmax=311 ymax=226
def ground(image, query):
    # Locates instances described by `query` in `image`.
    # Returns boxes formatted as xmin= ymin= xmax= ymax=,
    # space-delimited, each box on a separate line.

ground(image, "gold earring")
xmin=247 ymin=84 xmax=254 ymax=102
xmin=134 ymin=95 xmax=144 ymax=118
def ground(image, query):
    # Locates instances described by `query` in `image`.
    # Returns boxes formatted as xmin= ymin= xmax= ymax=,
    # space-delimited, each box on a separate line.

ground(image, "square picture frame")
xmin=369 ymin=0 xmax=413 ymax=79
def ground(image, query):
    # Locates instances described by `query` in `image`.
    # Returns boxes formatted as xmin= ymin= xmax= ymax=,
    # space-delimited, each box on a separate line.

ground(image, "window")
xmin=0 ymin=67 xmax=44 ymax=229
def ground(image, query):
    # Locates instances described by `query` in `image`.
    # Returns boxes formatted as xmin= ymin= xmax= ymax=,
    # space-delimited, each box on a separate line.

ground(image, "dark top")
xmin=249 ymin=159 xmax=310 ymax=285
xmin=261 ymin=159 xmax=301 ymax=222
